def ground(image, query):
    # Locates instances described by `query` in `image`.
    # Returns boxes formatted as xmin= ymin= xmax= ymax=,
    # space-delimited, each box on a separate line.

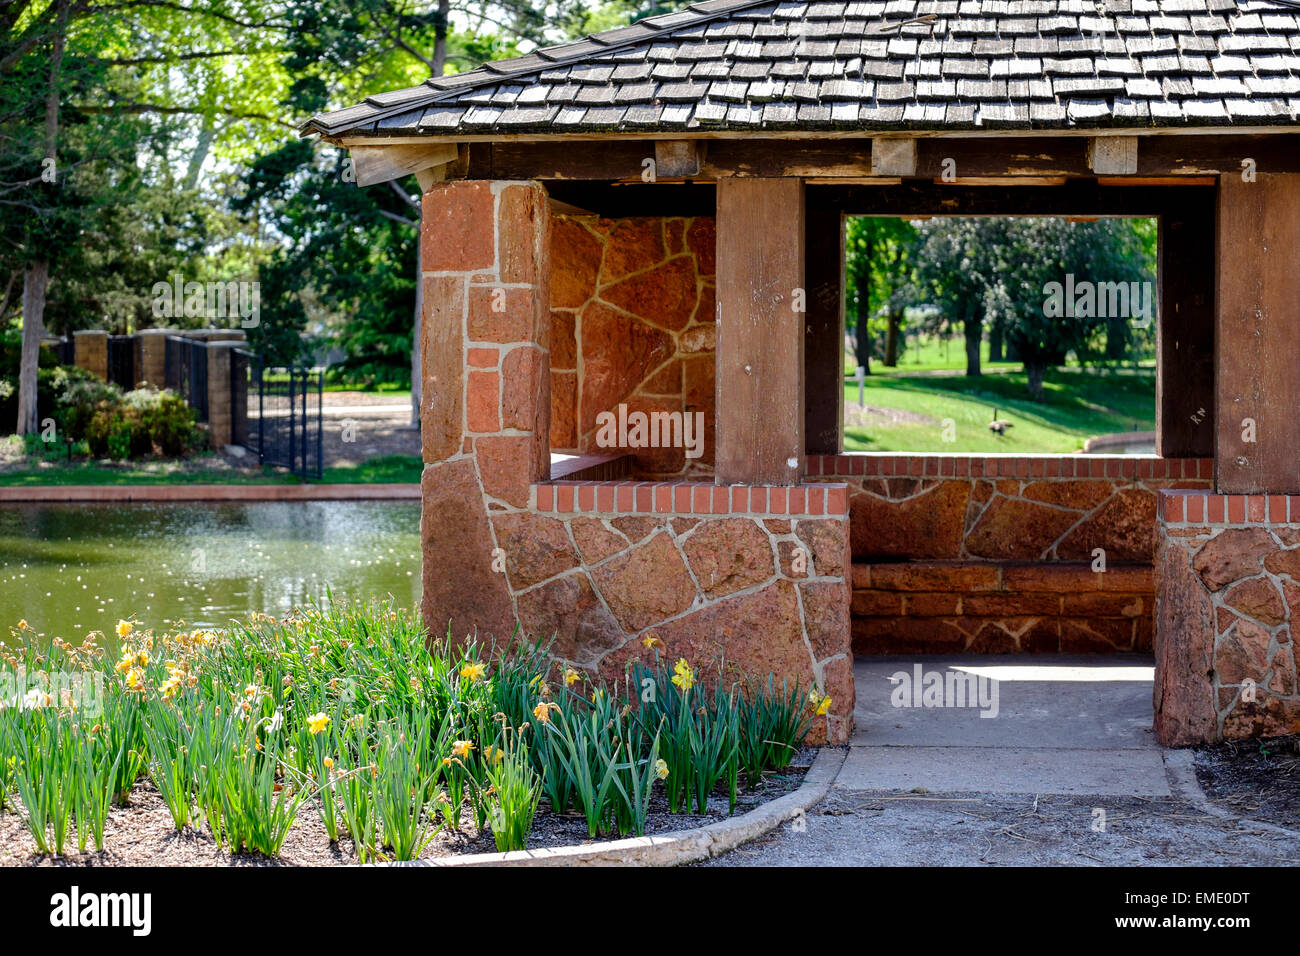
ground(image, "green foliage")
xmin=1 ymin=601 xmax=823 ymax=860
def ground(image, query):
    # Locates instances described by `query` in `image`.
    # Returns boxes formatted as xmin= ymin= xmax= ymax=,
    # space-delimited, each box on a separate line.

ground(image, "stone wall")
xmin=549 ymin=215 xmax=716 ymax=478
xmin=810 ymin=454 xmax=1212 ymax=653
xmin=528 ymin=479 xmax=853 ymax=745
xmin=1155 ymin=490 xmax=1300 ymax=746
xmin=419 ymin=182 xmax=851 ymax=743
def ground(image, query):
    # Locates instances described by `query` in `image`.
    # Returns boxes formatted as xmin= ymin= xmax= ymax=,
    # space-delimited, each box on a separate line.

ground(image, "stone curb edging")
xmin=0 ymin=483 xmax=422 ymax=503
xmin=1162 ymin=748 xmax=1300 ymax=839
xmin=377 ymin=746 xmax=846 ymax=868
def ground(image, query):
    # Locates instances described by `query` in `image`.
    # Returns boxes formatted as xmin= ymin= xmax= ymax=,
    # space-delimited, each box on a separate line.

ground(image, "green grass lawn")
xmin=843 ymin=365 xmax=1155 ymax=453
xmin=0 ymin=453 xmax=423 ymax=486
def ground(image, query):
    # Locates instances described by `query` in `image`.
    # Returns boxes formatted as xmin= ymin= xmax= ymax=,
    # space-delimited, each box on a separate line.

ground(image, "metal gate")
xmin=106 ymin=335 xmax=135 ymax=390
xmin=164 ymin=336 xmax=208 ymax=422
xmin=235 ymin=349 xmax=322 ymax=480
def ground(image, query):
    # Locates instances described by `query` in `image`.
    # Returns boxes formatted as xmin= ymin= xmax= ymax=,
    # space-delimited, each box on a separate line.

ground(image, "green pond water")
xmin=0 ymin=501 xmax=421 ymax=646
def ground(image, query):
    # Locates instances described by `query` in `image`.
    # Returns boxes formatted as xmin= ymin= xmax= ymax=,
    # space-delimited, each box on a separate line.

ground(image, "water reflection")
xmin=0 ymin=501 xmax=421 ymax=643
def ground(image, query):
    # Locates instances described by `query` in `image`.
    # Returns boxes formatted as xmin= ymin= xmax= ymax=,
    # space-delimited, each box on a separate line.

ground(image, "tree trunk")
xmin=854 ymin=293 xmax=872 ymax=374
xmin=1025 ymin=360 xmax=1046 ymax=401
xmin=963 ymin=306 xmax=981 ymax=378
xmin=410 ymin=236 xmax=422 ymax=428
xmin=15 ymin=261 xmax=48 ymax=435
xmin=989 ymin=322 xmax=1004 ymax=362
xmin=431 ymin=0 xmax=450 ymax=76
xmin=883 ymin=308 xmax=901 ymax=366
xmin=16 ymin=0 xmax=66 ymax=437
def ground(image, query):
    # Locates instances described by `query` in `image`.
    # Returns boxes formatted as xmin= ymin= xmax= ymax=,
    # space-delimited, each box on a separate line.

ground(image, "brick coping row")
xmin=534 ymin=481 xmax=849 ymax=517
xmin=1158 ymin=489 xmax=1300 ymax=525
xmin=807 ymin=453 xmax=1211 ymax=480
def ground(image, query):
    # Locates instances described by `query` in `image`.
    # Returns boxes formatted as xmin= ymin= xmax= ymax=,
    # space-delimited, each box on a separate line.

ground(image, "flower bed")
xmin=0 ymin=604 xmax=826 ymax=864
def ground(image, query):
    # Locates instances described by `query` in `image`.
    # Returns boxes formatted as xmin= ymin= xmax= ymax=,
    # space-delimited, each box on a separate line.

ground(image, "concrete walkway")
xmin=705 ymin=656 xmax=1300 ymax=866
xmin=845 ymin=655 xmax=1168 ymax=796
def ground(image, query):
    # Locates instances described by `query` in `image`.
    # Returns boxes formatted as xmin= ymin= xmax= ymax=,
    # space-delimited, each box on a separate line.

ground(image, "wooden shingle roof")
xmin=303 ymin=0 xmax=1300 ymax=138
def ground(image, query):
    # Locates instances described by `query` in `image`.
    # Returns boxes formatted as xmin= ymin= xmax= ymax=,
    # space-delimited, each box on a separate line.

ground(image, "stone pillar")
xmin=205 ymin=342 xmax=236 ymax=449
xmin=419 ymin=180 xmax=551 ymax=643
xmin=73 ymin=330 xmax=108 ymax=381
xmin=715 ymin=178 xmax=805 ymax=485
xmin=136 ymin=329 xmax=171 ymax=388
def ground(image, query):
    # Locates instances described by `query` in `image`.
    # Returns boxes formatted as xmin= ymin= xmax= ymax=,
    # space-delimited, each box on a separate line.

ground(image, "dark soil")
xmin=1194 ymin=735 xmax=1300 ymax=828
xmin=0 ymin=752 xmax=811 ymax=867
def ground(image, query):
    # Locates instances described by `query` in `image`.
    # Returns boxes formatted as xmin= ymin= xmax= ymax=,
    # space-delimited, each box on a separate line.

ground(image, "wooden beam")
xmin=715 ymin=178 xmax=805 ymax=485
xmin=805 ymin=209 xmax=845 ymax=455
xmin=1156 ymin=192 xmax=1215 ymax=459
xmin=1088 ymin=136 xmax=1139 ymax=175
xmin=460 ymin=135 xmax=1300 ymax=182
xmin=655 ymin=140 xmax=704 ymax=178
xmin=350 ymin=142 xmax=459 ymax=187
xmin=1215 ymin=172 xmax=1300 ymax=494
xmin=805 ymin=181 xmax=1201 ymax=217
xmin=871 ymin=138 xmax=917 ymax=177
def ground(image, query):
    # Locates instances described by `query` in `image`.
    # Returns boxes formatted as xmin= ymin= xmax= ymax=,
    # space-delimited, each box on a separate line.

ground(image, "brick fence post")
xmin=205 ymin=342 xmax=237 ymax=449
xmin=73 ymin=330 xmax=108 ymax=381
xmin=136 ymin=329 xmax=170 ymax=388
xmin=419 ymin=180 xmax=551 ymax=644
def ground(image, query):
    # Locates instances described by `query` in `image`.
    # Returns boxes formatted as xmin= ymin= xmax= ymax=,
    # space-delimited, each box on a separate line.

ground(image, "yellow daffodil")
xmin=642 ymin=633 xmax=664 ymax=651
xmin=671 ymin=658 xmax=695 ymax=692
xmin=244 ymin=683 xmax=258 ymax=698
xmin=532 ymin=701 xmax=557 ymax=724
xmin=655 ymin=758 xmax=669 ymax=780
xmin=323 ymin=757 xmax=334 ymax=770
xmin=816 ymin=694 xmax=832 ymax=717
xmin=460 ymin=661 xmax=487 ymax=683
xmin=563 ymin=667 xmax=581 ymax=687
xmin=451 ymin=739 xmax=474 ymax=759
xmin=307 ymin=712 xmax=330 ymax=735
xmin=124 ymin=667 xmax=146 ymax=693
xmin=16 ymin=619 xmax=28 ymax=631
xmin=116 ymin=619 xmax=134 ymax=638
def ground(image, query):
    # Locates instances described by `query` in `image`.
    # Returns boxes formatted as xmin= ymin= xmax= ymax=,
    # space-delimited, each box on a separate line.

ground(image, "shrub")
xmin=124 ymin=388 xmax=199 ymax=456
xmin=86 ymin=401 xmax=150 ymax=459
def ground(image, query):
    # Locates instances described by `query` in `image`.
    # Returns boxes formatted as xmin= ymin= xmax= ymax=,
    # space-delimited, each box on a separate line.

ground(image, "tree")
xmin=845 ymin=217 xmax=917 ymax=373
xmin=985 ymin=217 xmax=1151 ymax=399
xmin=913 ymin=218 xmax=1001 ymax=378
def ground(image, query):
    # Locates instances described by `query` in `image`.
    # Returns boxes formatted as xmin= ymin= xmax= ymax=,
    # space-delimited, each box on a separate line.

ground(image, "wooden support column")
xmin=1215 ymin=173 xmax=1300 ymax=493
xmin=715 ymin=177 xmax=805 ymax=485
xmin=805 ymin=209 xmax=845 ymax=454
xmin=1156 ymin=192 xmax=1215 ymax=458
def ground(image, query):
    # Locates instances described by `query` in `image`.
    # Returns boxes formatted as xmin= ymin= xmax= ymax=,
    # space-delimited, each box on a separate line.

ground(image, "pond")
xmin=0 ymin=501 xmax=421 ymax=646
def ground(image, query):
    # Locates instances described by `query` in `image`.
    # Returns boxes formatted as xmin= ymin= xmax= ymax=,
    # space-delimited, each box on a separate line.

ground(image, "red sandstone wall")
xmin=524 ymin=480 xmax=853 ymax=745
xmin=811 ymin=454 xmax=1212 ymax=563
xmin=549 ymin=215 xmax=716 ymax=478
xmin=1155 ymin=492 xmax=1300 ymax=746
xmin=811 ymin=454 xmax=1213 ymax=655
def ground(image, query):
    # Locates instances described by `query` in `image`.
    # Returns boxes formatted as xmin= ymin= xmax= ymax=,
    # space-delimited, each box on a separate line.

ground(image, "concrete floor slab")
xmin=853 ymin=655 xmax=1158 ymax=750
xmin=844 ymin=655 xmax=1168 ymax=796
xmin=838 ymin=745 xmax=1171 ymax=796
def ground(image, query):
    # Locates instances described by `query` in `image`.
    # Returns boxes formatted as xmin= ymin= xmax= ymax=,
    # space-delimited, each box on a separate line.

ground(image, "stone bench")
xmin=851 ymin=560 xmax=1154 ymax=654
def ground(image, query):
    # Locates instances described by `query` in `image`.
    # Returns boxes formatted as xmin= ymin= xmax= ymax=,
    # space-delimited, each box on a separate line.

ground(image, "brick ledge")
xmin=534 ymin=481 xmax=849 ymax=516
xmin=1158 ymin=489 xmax=1300 ymax=524
xmin=808 ymin=453 xmax=1211 ymax=480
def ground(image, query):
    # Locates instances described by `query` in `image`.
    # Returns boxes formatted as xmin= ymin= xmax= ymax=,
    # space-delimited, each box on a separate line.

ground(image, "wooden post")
xmin=1156 ymin=193 xmax=1215 ymax=459
xmin=805 ymin=208 xmax=845 ymax=454
xmin=1215 ymin=173 xmax=1300 ymax=493
xmin=715 ymin=178 xmax=805 ymax=485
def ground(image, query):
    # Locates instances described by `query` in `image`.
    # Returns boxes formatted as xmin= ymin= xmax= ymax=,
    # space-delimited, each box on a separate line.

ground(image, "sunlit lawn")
xmin=843 ymin=366 xmax=1156 ymax=453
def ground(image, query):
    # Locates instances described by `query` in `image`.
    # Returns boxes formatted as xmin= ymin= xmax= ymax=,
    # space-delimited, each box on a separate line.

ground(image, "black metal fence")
xmin=234 ymin=349 xmax=322 ymax=480
xmin=163 ymin=335 xmax=209 ymax=422
xmin=106 ymin=335 xmax=135 ymax=390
